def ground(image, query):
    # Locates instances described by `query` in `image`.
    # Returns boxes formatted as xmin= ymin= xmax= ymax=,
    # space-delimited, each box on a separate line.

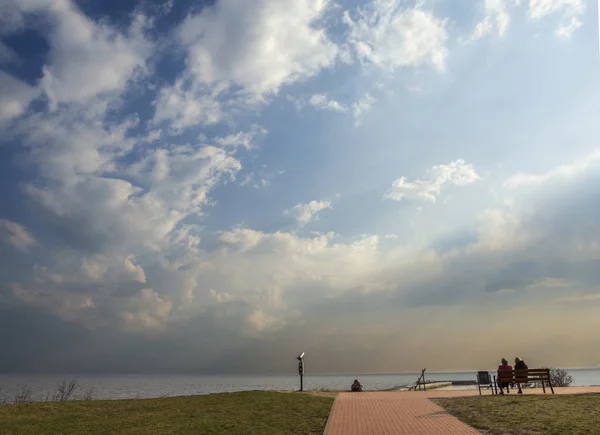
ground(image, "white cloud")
xmin=7 ymin=0 xmax=152 ymax=107
xmin=154 ymin=0 xmax=338 ymax=128
xmin=152 ymin=79 xmax=223 ymax=132
xmin=120 ymin=288 xmax=173 ymax=331
xmin=239 ymin=168 xmax=280 ymax=190
xmin=471 ymin=0 xmax=520 ymax=40
xmin=125 ymin=144 xmax=242 ymax=216
xmin=247 ymin=308 xmax=282 ymax=332
xmin=309 ymin=94 xmax=348 ymax=112
xmin=216 ymin=228 xmax=381 ymax=298
xmin=528 ymin=0 xmax=584 ymax=37
xmin=5 ymin=142 xmax=600 ymax=370
xmin=0 ymin=71 xmax=39 ymax=122
xmin=470 ymin=207 xmax=532 ymax=252
xmin=177 ymin=0 xmax=338 ymax=97
xmin=142 ymin=129 xmax=162 ymax=143
xmin=20 ymin=139 xmax=597 ymax=338
xmin=17 ymin=107 xmax=138 ymax=182
xmin=352 ymin=93 xmax=376 ymax=125
xmin=9 ymin=94 xmax=244 ymax=325
xmin=289 ymin=93 xmax=348 ymax=113
xmin=214 ymin=125 xmax=267 ymax=150
xmin=32 ymin=252 xmax=147 ymax=287
xmin=555 ymin=15 xmax=582 ymax=38
xmin=343 ymin=0 xmax=449 ymax=72
xmin=1 ymin=59 xmax=250 ymax=331
xmin=210 ymin=288 xmax=234 ymax=304
xmin=504 ymin=150 xmax=600 ymax=188
xmin=471 ymin=0 xmax=584 ymax=40
xmin=528 ymin=0 xmax=584 ymax=20
xmin=0 ymin=219 xmax=36 ymax=251
xmin=80 ymin=255 xmax=134 ymax=283
xmin=385 ymin=159 xmax=480 ymax=202
xmin=286 ymin=199 xmax=332 ymax=225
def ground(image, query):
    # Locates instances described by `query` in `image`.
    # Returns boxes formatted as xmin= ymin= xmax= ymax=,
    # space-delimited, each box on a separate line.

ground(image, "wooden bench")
xmin=495 ymin=368 xmax=555 ymax=394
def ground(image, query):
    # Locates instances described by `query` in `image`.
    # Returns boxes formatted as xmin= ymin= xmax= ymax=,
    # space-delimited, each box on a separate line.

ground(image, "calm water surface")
xmin=1 ymin=369 xmax=598 ymax=401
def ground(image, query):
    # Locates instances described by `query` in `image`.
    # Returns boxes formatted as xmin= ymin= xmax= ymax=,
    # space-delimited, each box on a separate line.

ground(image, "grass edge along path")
xmin=434 ymin=393 xmax=600 ymax=435
xmin=0 ymin=391 xmax=335 ymax=435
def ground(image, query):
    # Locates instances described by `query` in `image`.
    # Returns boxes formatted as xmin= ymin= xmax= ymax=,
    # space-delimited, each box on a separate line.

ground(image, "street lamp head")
xmin=296 ymin=352 xmax=305 ymax=361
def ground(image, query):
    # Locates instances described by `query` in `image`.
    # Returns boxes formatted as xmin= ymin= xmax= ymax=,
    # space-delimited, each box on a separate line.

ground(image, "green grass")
xmin=0 ymin=391 xmax=334 ymax=435
xmin=434 ymin=394 xmax=600 ymax=435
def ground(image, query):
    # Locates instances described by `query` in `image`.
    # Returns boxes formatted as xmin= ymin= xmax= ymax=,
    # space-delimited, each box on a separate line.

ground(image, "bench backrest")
xmin=497 ymin=368 xmax=550 ymax=382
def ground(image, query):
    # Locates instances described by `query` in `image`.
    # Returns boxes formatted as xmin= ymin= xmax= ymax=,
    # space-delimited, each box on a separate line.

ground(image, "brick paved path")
xmin=324 ymin=387 xmax=600 ymax=434
xmin=324 ymin=392 xmax=478 ymax=435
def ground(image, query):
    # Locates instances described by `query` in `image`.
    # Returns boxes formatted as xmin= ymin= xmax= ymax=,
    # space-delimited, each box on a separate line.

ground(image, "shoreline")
xmin=2 ymin=369 xmax=599 ymax=403
xmin=3 ymin=384 xmax=600 ymax=405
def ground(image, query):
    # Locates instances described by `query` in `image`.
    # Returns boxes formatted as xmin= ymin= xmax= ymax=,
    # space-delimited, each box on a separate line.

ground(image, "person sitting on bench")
xmin=497 ymin=358 xmax=512 ymax=395
xmin=351 ymin=379 xmax=363 ymax=392
xmin=514 ymin=357 xmax=529 ymax=394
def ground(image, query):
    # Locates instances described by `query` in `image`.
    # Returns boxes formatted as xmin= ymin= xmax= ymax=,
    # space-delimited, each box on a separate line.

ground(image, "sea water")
xmin=1 ymin=369 xmax=598 ymax=402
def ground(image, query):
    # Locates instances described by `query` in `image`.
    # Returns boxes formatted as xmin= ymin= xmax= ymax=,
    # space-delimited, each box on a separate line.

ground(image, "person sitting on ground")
xmin=514 ymin=357 xmax=529 ymax=394
xmin=351 ymin=379 xmax=363 ymax=392
xmin=497 ymin=358 xmax=513 ymax=395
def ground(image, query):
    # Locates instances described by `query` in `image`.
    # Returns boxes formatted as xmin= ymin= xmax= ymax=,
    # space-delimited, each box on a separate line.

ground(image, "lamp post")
xmin=297 ymin=352 xmax=305 ymax=392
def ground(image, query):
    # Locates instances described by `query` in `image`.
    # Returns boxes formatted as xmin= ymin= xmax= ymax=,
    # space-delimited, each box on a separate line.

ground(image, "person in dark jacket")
xmin=351 ymin=379 xmax=363 ymax=392
xmin=514 ymin=357 xmax=528 ymax=394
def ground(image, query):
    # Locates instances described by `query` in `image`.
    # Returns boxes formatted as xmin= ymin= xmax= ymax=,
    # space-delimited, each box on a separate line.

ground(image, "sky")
xmin=0 ymin=0 xmax=599 ymax=374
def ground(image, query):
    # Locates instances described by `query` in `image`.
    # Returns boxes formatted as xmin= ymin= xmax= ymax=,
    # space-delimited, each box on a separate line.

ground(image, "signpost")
xmin=297 ymin=352 xmax=305 ymax=392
